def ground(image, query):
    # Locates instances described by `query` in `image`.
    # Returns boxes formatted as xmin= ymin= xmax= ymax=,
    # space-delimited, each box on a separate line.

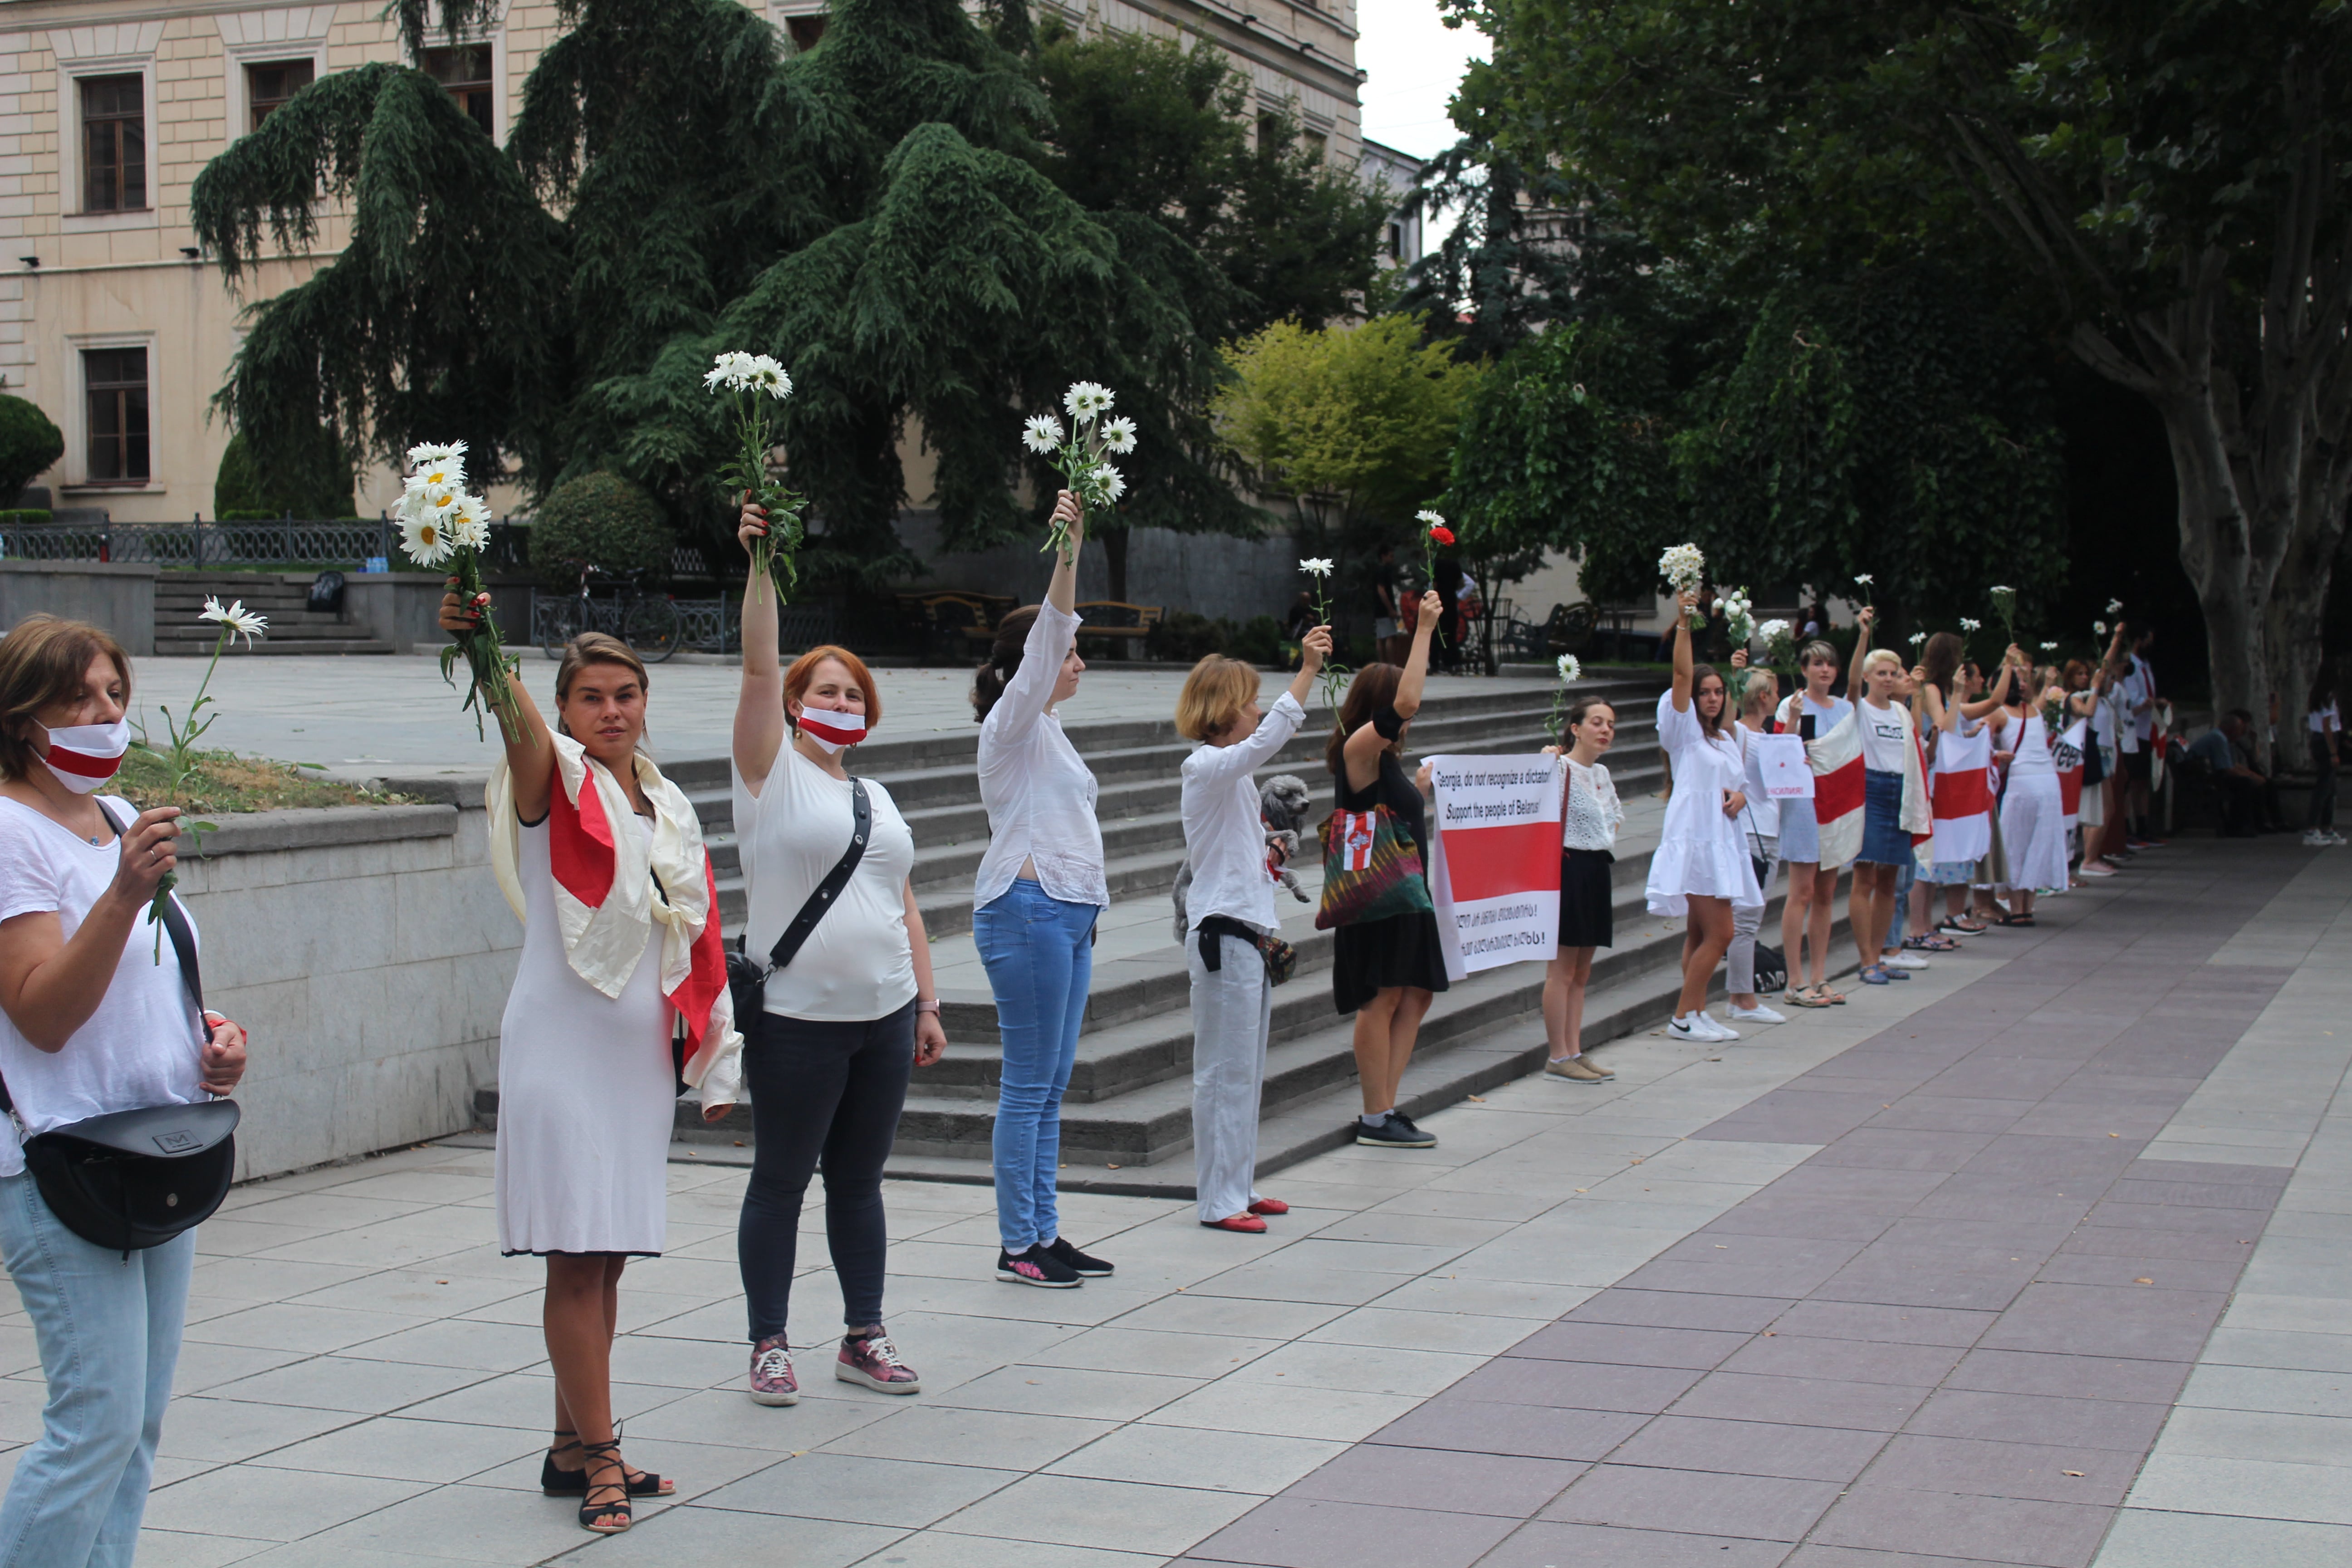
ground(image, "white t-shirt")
xmin=1776 ymin=693 xmax=1852 ymax=743
xmin=2310 ymin=701 xmax=2340 ymax=736
xmin=0 ymin=796 xmax=206 ymax=1178
xmin=732 ymin=746 xmax=918 ymax=1022
xmin=2129 ymin=655 xmax=2156 ymax=741
xmin=1736 ymin=725 xmax=1781 ymax=840
xmin=1857 ymin=700 xmax=1910 ymax=773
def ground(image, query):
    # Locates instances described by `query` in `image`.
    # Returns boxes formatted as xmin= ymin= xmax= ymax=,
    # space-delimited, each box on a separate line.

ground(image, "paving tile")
xmin=1944 ymin=1348 xmax=2190 ymax=1405
xmin=2091 ymin=1505 xmax=2352 ymax=1567
xmin=1445 ymin=1357 xmax=1702 ymax=1413
xmin=1716 ymin=1334 xmax=1965 ymax=1387
xmin=946 ymin=1471 xmax=1260 ymax=1554
xmin=816 ymin=1404 xmax=1116 ymax=1469
xmin=1469 ymin=1519 xmax=1795 ymax=1567
xmin=1187 ymin=1496 xmax=1521 ymax=1568
xmin=1563 ymin=1289 xmax=1793 ymax=1333
xmin=1608 ymin=1413 xmax=1886 ymax=1482
xmin=1808 ymin=1483 xmax=2117 ymax=1566
xmin=1047 ymin=1424 xmax=1344 ymax=1494
xmin=1976 ymin=1284 xmax=2230 ymax=1361
xmin=1506 ymin=1320 xmax=1751 ymax=1369
xmin=1147 ymin=1379 xmax=1420 ymax=1443
xmin=1905 ymin=1389 xmax=2171 ymax=1451
xmin=2127 ymin=1451 xmax=2352 ymax=1524
xmin=1670 ymin=1370 xmax=1931 ymax=1431
xmin=1368 ymin=1399 xmax=1646 ymax=1461
xmin=138 ymin=1464 xmax=432 ymax=1544
xmin=1867 ymin=1433 xmax=2139 ymax=1505
xmin=932 ymin=1364 xmax=1199 ymax=1421
xmin=1541 ymin=1462 xmax=1841 ymax=1540
xmin=695 ymin=1451 xmax=1017 ymax=1526
xmin=1284 ymin=1444 xmax=1582 ymax=1516
xmin=1764 ymin=1301 xmax=1996 ymax=1348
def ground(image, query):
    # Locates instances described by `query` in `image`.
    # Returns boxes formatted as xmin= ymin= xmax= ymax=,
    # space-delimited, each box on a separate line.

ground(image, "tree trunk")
xmin=1100 ymin=522 xmax=1129 ymax=605
xmin=2266 ymin=456 xmax=2352 ymax=777
xmin=2151 ymin=389 xmax=2271 ymax=764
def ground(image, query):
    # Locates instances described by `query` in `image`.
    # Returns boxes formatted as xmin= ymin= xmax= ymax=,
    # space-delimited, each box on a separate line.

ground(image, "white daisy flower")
xmin=405 ymin=439 xmax=467 ymax=470
xmin=746 ymin=356 xmax=792 ymax=400
xmin=1022 ymin=414 xmax=1064 ymax=454
xmin=1908 ymin=632 xmax=1926 ymax=646
xmin=1299 ymin=557 xmax=1335 ymax=577
xmin=1657 ymin=543 xmax=1706 ymax=588
xmin=1418 ymin=509 xmax=1447 ymax=529
xmin=1064 ymin=381 xmax=1114 ymax=420
xmin=198 ymin=596 xmax=267 ymax=647
xmin=704 ymin=350 xmax=757 ymax=392
xmin=1960 ymin=617 xmax=1982 ymax=631
xmin=2106 ymin=598 xmax=2122 ymax=615
xmin=1989 ymin=584 xmax=2014 ymax=596
xmin=1100 ymin=416 xmax=1138 ymax=455
xmin=2094 ymin=620 xmax=2108 ymax=637
xmin=1556 ymin=654 xmax=1580 ymax=684
xmin=400 ymin=511 xmax=456 ymax=568
xmin=1853 ymin=573 xmax=1874 ymax=588
xmin=2041 ymin=641 xmax=2058 ymax=651
xmin=1098 ymin=464 xmax=1127 ymax=502
xmin=452 ymin=493 xmax=494 ymax=552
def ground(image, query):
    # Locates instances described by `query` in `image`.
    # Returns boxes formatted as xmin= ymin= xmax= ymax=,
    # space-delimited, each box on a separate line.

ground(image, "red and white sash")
xmin=490 ymin=735 xmax=741 ymax=1105
xmin=1928 ymin=726 xmax=1994 ymax=864
xmin=2057 ymin=718 xmax=2089 ymax=830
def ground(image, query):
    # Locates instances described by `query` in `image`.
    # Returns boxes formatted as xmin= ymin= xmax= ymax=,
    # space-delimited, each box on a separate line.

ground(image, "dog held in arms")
xmin=1171 ymin=774 xmax=1314 ymax=941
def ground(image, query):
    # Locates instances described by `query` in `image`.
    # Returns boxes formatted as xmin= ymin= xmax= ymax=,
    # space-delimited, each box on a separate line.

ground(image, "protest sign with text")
xmin=1426 ymin=754 xmax=1563 ymax=983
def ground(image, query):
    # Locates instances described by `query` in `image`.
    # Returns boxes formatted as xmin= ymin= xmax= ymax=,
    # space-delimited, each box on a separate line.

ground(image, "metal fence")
xmin=528 ymin=591 xmax=837 ymax=655
xmin=0 ymin=518 xmax=532 ymax=570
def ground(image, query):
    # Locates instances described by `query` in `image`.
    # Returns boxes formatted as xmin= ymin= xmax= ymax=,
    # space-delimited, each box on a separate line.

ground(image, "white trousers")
xmin=1189 ymin=931 xmax=1271 ymax=1223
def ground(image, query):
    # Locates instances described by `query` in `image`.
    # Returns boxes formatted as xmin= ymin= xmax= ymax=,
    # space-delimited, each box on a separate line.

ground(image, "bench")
xmin=894 ymin=591 xmax=1015 ymax=663
xmin=1072 ymin=601 xmax=1165 ymax=646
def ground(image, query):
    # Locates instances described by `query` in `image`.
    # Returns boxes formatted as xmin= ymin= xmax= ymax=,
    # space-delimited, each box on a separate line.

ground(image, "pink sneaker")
xmin=836 ymin=1328 xmax=921 ymax=1394
xmin=748 ymin=1335 xmax=797 ymax=1406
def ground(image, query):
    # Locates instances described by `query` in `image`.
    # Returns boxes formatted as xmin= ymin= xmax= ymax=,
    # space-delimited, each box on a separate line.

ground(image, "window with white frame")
xmin=79 ymin=75 xmax=147 ymax=213
xmin=245 ymin=59 xmax=317 ymax=131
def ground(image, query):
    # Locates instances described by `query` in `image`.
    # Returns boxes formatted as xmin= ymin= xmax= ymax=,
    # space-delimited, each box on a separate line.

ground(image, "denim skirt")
xmin=1857 ymin=768 xmax=1911 ymax=865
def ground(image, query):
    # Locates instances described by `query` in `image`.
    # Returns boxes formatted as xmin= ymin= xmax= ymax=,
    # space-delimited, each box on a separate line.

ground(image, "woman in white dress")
xmin=1647 ymin=589 xmax=1761 ymax=1043
xmin=438 ymin=602 xmax=741 ymax=1535
xmin=1991 ymin=651 xmax=2071 ymax=918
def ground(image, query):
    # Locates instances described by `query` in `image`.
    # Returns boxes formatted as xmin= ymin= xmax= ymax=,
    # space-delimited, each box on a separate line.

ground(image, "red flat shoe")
xmin=1201 ymin=1214 xmax=1268 ymax=1233
xmin=1246 ymin=1197 xmax=1289 ymax=1216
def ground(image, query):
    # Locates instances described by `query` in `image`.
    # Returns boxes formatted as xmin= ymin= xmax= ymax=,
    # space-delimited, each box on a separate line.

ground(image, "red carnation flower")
xmin=1428 ymin=524 xmax=1455 ymax=545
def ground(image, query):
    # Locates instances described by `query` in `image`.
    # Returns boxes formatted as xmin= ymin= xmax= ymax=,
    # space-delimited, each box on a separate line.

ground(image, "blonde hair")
xmin=1739 ymin=669 xmax=1779 ymax=716
xmin=1862 ymin=647 xmax=1904 ymax=677
xmin=1175 ymin=655 xmax=1260 ymax=742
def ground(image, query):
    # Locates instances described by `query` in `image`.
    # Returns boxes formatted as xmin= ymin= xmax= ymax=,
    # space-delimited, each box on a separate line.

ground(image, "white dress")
xmin=1646 ymin=691 xmax=1764 ymax=917
xmin=1996 ymin=707 xmax=2070 ymax=895
xmin=495 ymin=816 xmax=676 ymax=1256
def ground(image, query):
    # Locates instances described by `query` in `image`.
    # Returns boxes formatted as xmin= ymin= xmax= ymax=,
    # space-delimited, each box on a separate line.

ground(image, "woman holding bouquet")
xmin=1647 ymin=588 xmax=1760 ymax=1041
xmin=1331 ymin=589 xmax=1449 ymax=1147
xmin=728 ymin=503 xmax=949 ymax=1402
xmin=971 ymin=492 xmax=1117 ymax=1289
xmin=1773 ymin=639 xmax=1856 ymax=1007
xmin=437 ymin=599 xmax=741 ymax=1535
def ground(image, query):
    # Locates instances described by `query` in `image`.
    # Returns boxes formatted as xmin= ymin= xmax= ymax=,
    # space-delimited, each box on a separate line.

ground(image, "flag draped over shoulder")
xmin=1929 ymin=726 xmax=1995 ymax=864
xmin=489 ymin=733 xmax=742 ymax=1108
xmin=1808 ymin=708 xmax=1867 ymax=869
xmin=2057 ymin=718 xmax=2090 ymax=831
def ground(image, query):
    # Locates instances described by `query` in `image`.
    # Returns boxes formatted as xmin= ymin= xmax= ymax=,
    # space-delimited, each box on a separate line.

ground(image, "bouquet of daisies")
xmin=707 ymin=350 xmax=806 ymax=601
xmin=1659 ymin=543 xmax=1706 ymax=627
xmin=398 ymin=441 xmax=520 ymax=742
xmin=1298 ymin=555 xmax=1348 ymax=713
xmin=1024 ymin=382 xmax=1132 ymax=558
xmin=1545 ymin=653 xmax=1582 ymax=744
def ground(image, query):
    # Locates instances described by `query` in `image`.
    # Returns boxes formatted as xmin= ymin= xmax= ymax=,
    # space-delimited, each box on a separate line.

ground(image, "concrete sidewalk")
xmin=0 ymin=837 xmax=2336 ymax=1567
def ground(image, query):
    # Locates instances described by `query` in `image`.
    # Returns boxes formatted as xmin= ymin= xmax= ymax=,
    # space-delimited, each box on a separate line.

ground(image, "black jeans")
xmin=2307 ymin=742 xmax=2337 ymax=832
xmin=738 ymin=1002 xmax=916 ymax=1341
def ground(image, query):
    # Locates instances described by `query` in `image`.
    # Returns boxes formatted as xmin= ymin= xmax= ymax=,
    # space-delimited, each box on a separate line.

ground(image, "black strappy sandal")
xmin=577 ymin=1438 xmax=632 ymax=1534
xmin=541 ymin=1428 xmax=673 ymax=1497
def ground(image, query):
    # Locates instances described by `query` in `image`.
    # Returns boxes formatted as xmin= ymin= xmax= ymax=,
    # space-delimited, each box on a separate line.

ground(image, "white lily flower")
xmin=1100 ymin=416 xmax=1138 ymax=455
xmin=1064 ymin=381 xmax=1114 ymax=421
xmin=1022 ymin=414 xmax=1064 ymax=454
xmin=198 ymin=595 xmax=268 ymax=647
xmin=1556 ymin=654 xmax=1580 ymax=684
xmin=1299 ymin=557 xmax=1335 ymax=577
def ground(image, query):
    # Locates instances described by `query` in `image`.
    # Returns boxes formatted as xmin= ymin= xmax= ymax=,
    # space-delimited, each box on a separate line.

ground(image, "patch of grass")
xmin=116 ymin=749 xmax=412 ymax=814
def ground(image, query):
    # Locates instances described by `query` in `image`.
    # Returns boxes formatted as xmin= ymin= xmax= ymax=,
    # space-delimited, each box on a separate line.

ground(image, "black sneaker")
xmin=996 ymin=1245 xmax=1082 ymax=1288
xmin=1354 ymin=1113 xmax=1436 ymax=1149
xmin=1045 ymin=1237 xmax=1114 ymax=1277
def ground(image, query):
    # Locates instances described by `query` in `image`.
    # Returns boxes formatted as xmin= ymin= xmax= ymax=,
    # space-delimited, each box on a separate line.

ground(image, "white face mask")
xmin=40 ymin=717 xmax=130 ymax=794
xmin=795 ymin=705 xmax=867 ymax=755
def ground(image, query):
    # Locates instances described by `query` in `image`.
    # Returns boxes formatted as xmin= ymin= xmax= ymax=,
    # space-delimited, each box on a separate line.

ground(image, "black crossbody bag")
xmin=2 ymin=802 xmax=240 ymax=1255
xmin=727 ymin=778 xmax=871 ymax=1024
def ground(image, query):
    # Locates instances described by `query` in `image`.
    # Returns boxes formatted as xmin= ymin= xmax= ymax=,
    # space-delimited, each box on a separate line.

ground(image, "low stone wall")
xmin=178 ymin=779 xmax=520 ymax=1180
xmin=0 ymin=560 xmax=161 ymax=655
xmin=343 ymin=570 xmax=534 ymax=651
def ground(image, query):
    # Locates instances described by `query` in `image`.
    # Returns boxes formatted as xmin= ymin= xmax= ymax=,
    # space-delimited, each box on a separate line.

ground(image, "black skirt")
xmin=1331 ymin=907 xmax=1451 ymax=1014
xmin=1560 ymin=848 xmax=1615 ymax=949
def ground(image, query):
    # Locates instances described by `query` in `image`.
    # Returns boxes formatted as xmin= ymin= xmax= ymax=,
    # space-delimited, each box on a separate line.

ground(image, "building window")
xmin=785 ymin=15 xmax=828 ymax=53
xmin=80 ymin=75 xmax=147 ymax=213
xmin=84 ymin=348 xmax=150 ymax=484
xmin=422 ymin=45 xmax=495 ymax=135
xmin=246 ymin=60 xmax=316 ymax=130
xmin=1386 ymin=220 xmax=1405 ymax=260
xmin=1301 ymin=129 xmax=1328 ymax=162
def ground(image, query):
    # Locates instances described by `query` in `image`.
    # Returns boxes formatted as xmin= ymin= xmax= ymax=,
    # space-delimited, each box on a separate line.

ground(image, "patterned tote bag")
xmin=1315 ymin=806 xmax=1436 ymax=929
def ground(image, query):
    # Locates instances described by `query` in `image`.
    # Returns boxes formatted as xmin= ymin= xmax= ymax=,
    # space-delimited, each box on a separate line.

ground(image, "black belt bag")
xmin=728 ymin=778 xmax=871 ymax=1024
xmin=1196 ymin=915 xmax=1297 ymax=987
xmin=4 ymin=802 xmax=239 ymax=1255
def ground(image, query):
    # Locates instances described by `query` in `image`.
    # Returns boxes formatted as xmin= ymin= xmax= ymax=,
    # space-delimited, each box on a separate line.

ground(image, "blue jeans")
xmin=974 ymin=880 xmax=1096 ymax=1250
xmin=1888 ymin=855 xmax=1916 ymax=944
xmin=0 ymin=1171 xmax=194 ymax=1568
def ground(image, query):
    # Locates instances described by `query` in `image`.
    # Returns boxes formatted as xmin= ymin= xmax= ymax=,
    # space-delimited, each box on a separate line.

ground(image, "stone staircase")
xmin=470 ymin=671 xmax=1854 ymax=1196
xmin=153 ymin=571 xmax=395 ymax=657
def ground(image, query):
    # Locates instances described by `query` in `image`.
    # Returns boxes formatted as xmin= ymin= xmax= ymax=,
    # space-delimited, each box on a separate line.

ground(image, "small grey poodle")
xmin=1171 ymin=774 xmax=1315 ymax=941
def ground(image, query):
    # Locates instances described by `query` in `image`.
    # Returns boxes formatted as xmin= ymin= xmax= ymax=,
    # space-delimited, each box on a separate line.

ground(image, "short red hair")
xmin=784 ymin=644 xmax=881 ymax=732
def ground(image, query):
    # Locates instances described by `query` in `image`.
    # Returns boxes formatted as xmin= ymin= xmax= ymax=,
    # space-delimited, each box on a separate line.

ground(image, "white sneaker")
xmin=1729 ymin=1002 xmax=1787 ymax=1024
xmin=1883 ymin=951 xmax=1930 ymax=970
xmin=2330 ymin=832 xmax=2348 ymax=846
xmin=1667 ymin=1014 xmax=1712 ymax=1042
xmin=2305 ymin=830 xmax=2331 ymax=847
xmin=1700 ymin=1012 xmax=1742 ymax=1040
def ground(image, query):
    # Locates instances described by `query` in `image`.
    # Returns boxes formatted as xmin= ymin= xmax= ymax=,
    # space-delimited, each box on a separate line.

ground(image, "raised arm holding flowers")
xmin=1024 ymin=383 xmax=1131 ymax=558
xmin=708 ymin=351 xmax=804 ymax=601
xmin=399 ymin=442 xmax=520 ymax=743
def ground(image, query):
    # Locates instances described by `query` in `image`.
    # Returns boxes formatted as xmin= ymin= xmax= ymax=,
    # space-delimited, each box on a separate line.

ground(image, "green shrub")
xmin=529 ymin=471 xmax=672 ymax=588
xmin=213 ymin=429 xmax=358 ymax=519
xmin=0 ymin=396 xmax=64 ymax=506
xmin=1146 ymin=610 xmax=1226 ymax=663
xmin=1226 ymin=614 xmax=1287 ymax=668
xmin=0 ymin=508 xmax=52 ymax=528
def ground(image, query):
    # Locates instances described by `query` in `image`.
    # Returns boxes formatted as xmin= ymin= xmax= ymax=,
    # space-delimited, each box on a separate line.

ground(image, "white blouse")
xmin=1561 ymin=758 xmax=1622 ymax=852
xmin=1180 ymin=691 xmax=1306 ymax=934
xmin=974 ymin=601 xmax=1108 ymax=910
